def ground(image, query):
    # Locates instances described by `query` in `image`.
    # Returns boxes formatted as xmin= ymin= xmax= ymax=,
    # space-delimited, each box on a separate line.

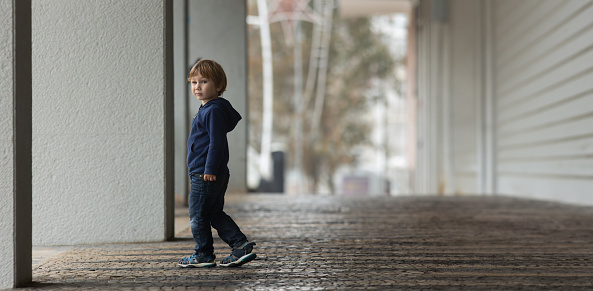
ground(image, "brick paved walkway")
xmin=23 ymin=195 xmax=593 ymax=290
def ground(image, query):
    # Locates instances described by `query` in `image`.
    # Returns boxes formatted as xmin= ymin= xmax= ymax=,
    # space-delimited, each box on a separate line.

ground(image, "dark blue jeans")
xmin=189 ymin=173 xmax=247 ymax=256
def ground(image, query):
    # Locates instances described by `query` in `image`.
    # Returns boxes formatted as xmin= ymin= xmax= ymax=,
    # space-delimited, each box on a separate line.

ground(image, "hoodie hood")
xmin=201 ymin=97 xmax=242 ymax=132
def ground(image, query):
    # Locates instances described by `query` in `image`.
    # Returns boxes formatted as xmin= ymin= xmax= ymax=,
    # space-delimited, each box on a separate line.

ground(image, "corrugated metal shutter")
xmin=494 ymin=0 xmax=593 ymax=203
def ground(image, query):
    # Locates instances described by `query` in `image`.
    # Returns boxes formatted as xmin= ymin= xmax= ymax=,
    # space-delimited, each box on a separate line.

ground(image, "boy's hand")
xmin=204 ymin=174 xmax=216 ymax=182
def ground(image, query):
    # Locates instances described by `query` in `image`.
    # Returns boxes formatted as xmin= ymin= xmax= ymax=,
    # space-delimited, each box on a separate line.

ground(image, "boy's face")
xmin=190 ymin=73 xmax=221 ymax=105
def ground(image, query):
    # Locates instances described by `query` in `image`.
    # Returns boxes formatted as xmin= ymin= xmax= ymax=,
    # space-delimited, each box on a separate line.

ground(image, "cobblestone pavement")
xmin=21 ymin=194 xmax=593 ymax=290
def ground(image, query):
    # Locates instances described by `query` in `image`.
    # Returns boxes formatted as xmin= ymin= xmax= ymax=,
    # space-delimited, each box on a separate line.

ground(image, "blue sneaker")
xmin=177 ymin=253 xmax=216 ymax=268
xmin=220 ymin=242 xmax=257 ymax=267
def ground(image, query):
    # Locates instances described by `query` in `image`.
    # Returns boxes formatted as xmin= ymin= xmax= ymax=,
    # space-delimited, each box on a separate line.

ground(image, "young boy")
xmin=178 ymin=59 xmax=256 ymax=268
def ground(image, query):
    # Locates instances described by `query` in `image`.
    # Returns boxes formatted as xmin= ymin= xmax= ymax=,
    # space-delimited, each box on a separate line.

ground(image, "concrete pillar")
xmin=174 ymin=0 xmax=190 ymax=203
xmin=416 ymin=0 xmax=441 ymax=194
xmin=31 ymin=0 xmax=174 ymax=245
xmin=477 ymin=0 xmax=496 ymax=195
xmin=164 ymin=0 xmax=175 ymax=241
xmin=416 ymin=0 xmax=457 ymax=195
xmin=188 ymin=0 xmax=248 ymax=193
xmin=0 ymin=0 xmax=32 ymax=287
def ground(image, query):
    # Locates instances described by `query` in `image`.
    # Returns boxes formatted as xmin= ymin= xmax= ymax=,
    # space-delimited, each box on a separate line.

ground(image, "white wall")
xmin=494 ymin=0 xmax=593 ymax=204
xmin=31 ymin=0 xmax=173 ymax=245
xmin=188 ymin=0 xmax=248 ymax=193
xmin=0 ymin=1 xmax=16 ymax=286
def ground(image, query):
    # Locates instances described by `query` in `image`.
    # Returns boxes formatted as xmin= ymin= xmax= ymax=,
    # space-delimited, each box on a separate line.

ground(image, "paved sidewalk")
xmin=22 ymin=194 xmax=593 ymax=290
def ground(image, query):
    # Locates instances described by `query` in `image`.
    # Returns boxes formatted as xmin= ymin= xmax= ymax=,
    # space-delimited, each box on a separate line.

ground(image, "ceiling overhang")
xmin=337 ymin=0 xmax=412 ymax=17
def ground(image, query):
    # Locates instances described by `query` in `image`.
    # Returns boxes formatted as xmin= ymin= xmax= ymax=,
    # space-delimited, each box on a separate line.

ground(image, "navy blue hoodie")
xmin=187 ymin=98 xmax=242 ymax=176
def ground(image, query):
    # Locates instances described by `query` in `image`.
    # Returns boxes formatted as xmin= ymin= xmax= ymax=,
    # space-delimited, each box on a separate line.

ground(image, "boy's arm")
xmin=204 ymin=108 xmax=227 ymax=177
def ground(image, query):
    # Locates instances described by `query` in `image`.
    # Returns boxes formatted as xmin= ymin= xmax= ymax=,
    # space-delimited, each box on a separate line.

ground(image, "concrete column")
xmin=416 ymin=0 xmax=457 ymax=195
xmin=0 ymin=0 xmax=32 ymax=288
xmin=416 ymin=0 xmax=440 ymax=194
xmin=174 ymin=0 xmax=190 ymax=203
xmin=31 ymin=0 xmax=174 ymax=245
xmin=164 ymin=0 xmax=175 ymax=241
xmin=478 ymin=0 xmax=496 ymax=195
xmin=188 ymin=0 xmax=248 ymax=193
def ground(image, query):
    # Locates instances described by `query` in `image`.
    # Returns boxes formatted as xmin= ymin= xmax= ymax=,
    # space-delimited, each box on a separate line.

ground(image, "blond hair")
xmin=188 ymin=59 xmax=227 ymax=96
